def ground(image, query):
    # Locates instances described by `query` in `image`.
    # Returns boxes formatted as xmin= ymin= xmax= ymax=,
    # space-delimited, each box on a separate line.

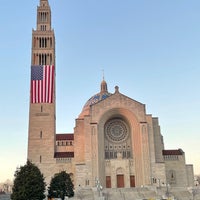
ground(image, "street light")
xmin=192 ymin=188 xmax=197 ymax=200
xmin=166 ymin=183 xmax=170 ymax=199
xmin=95 ymin=178 xmax=103 ymax=197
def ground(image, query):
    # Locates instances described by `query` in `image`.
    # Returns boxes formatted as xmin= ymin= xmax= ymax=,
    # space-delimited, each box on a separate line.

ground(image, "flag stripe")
xmin=31 ymin=65 xmax=55 ymax=103
xmin=46 ymin=66 xmax=50 ymax=102
xmin=50 ymin=65 xmax=53 ymax=103
xmin=49 ymin=66 xmax=54 ymax=103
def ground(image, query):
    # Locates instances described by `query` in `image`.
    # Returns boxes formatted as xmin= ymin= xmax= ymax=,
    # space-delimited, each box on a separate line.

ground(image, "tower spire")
xmin=102 ymin=69 xmax=105 ymax=80
xmin=36 ymin=0 xmax=52 ymax=32
xmin=32 ymin=0 xmax=55 ymax=66
xmin=100 ymin=70 xmax=108 ymax=93
xmin=40 ymin=0 xmax=49 ymax=4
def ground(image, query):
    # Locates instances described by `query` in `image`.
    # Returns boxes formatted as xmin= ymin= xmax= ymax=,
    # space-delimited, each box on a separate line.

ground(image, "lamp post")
xmin=192 ymin=188 xmax=197 ymax=200
xmin=166 ymin=183 xmax=170 ymax=199
xmin=95 ymin=178 xmax=103 ymax=197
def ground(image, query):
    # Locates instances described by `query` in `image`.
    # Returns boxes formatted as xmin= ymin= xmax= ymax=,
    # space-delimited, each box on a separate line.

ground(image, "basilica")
xmin=28 ymin=0 xmax=194 ymax=189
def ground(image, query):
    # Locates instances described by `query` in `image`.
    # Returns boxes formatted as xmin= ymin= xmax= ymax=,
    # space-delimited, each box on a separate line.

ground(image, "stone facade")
xmin=28 ymin=0 xmax=194 ymax=189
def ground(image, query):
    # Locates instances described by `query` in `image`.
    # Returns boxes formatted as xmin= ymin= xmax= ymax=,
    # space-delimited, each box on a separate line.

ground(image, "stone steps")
xmin=0 ymin=194 xmax=10 ymax=200
xmin=71 ymin=187 xmax=200 ymax=200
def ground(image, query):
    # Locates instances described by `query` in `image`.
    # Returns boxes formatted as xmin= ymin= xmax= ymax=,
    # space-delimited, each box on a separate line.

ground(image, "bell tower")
xmin=28 ymin=0 xmax=56 ymax=182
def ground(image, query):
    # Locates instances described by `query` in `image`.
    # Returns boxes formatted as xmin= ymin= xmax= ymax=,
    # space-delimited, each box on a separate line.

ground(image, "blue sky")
xmin=0 ymin=0 xmax=200 ymax=182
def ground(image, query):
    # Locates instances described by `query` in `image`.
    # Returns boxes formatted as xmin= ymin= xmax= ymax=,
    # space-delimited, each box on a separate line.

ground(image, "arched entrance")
xmin=117 ymin=174 xmax=124 ymax=188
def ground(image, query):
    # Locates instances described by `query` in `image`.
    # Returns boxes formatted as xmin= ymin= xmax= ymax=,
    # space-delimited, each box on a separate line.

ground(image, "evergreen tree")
xmin=11 ymin=160 xmax=46 ymax=200
xmin=48 ymin=171 xmax=74 ymax=200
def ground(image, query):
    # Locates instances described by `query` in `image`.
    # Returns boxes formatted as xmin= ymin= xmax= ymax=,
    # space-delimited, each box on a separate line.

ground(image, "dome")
xmin=83 ymin=92 xmax=111 ymax=108
xmin=79 ymin=79 xmax=112 ymax=118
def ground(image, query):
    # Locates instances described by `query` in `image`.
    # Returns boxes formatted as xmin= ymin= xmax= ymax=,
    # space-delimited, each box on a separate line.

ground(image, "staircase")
xmin=0 ymin=194 xmax=10 ymax=200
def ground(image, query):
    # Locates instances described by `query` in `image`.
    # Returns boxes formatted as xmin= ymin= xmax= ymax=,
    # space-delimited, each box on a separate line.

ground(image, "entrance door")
xmin=117 ymin=175 xmax=124 ymax=188
xmin=130 ymin=175 xmax=135 ymax=187
xmin=106 ymin=176 xmax=111 ymax=188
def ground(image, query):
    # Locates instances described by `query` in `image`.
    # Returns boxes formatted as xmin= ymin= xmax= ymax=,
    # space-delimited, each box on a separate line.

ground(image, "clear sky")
xmin=0 ymin=0 xmax=200 ymax=182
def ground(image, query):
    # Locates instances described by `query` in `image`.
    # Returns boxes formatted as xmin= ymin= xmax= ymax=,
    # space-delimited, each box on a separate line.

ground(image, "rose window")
xmin=105 ymin=119 xmax=129 ymax=143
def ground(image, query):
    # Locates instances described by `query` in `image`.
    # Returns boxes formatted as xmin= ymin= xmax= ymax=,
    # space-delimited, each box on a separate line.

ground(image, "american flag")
xmin=31 ymin=65 xmax=55 ymax=103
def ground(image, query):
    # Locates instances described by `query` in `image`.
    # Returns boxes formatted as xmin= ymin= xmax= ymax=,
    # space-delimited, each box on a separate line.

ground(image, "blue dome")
xmin=83 ymin=92 xmax=112 ymax=108
xmin=79 ymin=79 xmax=112 ymax=117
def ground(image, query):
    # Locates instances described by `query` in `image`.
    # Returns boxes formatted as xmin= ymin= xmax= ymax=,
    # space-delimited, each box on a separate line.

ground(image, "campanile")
xmin=28 ymin=0 xmax=56 ymax=181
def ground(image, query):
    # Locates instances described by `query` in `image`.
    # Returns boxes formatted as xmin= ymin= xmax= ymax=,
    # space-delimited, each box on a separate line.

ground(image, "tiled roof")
xmin=54 ymin=152 xmax=74 ymax=158
xmin=56 ymin=134 xmax=74 ymax=141
xmin=162 ymin=149 xmax=184 ymax=156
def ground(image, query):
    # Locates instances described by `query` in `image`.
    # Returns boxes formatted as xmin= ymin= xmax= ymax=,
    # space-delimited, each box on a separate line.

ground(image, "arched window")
xmin=40 ymin=131 xmax=42 ymax=139
xmin=169 ymin=170 xmax=176 ymax=184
